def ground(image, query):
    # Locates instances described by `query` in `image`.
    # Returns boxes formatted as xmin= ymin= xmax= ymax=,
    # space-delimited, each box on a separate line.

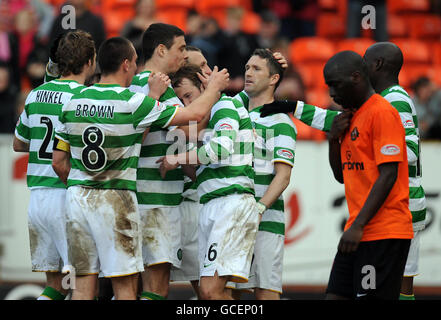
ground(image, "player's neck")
xmin=248 ymin=90 xmax=274 ymax=111
xmin=143 ymin=58 xmax=167 ymax=74
xmin=59 ymin=73 xmax=87 ymax=85
xmin=99 ymin=74 xmax=126 ymax=87
xmin=374 ymin=77 xmax=398 ymax=95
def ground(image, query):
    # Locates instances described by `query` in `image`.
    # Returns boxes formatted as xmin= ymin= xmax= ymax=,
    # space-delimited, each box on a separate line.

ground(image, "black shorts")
xmin=326 ymin=238 xmax=411 ymax=300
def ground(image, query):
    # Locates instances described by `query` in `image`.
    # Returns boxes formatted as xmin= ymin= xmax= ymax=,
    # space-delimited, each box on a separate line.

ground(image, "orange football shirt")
xmin=340 ymin=94 xmax=413 ymax=241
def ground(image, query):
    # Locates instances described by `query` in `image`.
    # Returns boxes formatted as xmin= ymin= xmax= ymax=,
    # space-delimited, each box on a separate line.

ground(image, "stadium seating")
xmin=306 ymin=88 xmax=332 ymax=108
xmin=290 ymin=37 xmax=336 ymax=64
xmin=316 ymin=13 xmax=346 ymax=38
xmin=408 ymin=14 xmax=441 ymax=40
xmin=387 ymin=0 xmax=430 ymax=14
xmin=336 ymin=38 xmax=375 ymax=56
xmin=101 ymin=0 xmax=136 ymax=37
xmin=296 ymin=63 xmax=327 ymax=90
xmin=387 ymin=14 xmax=409 ymax=38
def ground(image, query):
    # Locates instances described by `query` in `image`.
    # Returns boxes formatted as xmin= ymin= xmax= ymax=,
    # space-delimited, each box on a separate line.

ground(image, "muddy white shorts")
xmin=198 ymin=193 xmax=259 ymax=283
xmin=236 ymin=230 xmax=284 ymax=293
xmin=28 ymin=188 xmax=68 ymax=272
xmin=170 ymin=200 xmax=202 ymax=281
xmin=140 ymin=206 xmax=182 ymax=268
xmin=404 ymin=230 xmax=420 ymax=277
xmin=66 ymin=186 xmax=144 ymax=277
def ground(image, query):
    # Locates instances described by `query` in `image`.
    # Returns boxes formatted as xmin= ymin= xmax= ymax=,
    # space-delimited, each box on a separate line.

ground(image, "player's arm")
xmin=257 ymin=162 xmax=292 ymax=212
xmin=328 ymin=111 xmax=352 ymax=183
xmin=13 ymin=137 xmax=29 ymax=152
xmin=52 ymin=137 xmax=71 ymax=185
xmin=338 ymin=162 xmax=399 ymax=253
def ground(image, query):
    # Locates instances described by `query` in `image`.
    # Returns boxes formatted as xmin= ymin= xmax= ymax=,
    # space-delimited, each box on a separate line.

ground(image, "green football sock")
xmin=140 ymin=291 xmax=166 ymax=300
xmin=38 ymin=286 xmax=66 ymax=300
xmin=399 ymin=293 xmax=415 ymax=300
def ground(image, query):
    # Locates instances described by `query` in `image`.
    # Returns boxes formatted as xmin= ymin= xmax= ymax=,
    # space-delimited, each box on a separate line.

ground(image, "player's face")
xmin=126 ymin=48 xmax=138 ymax=87
xmin=186 ymin=50 xmax=212 ymax=76
xmin=324 ymin=70 xmax=355 ymax=110
xmin=244 ymin=55 xmax=272 ymax=97
xmin=174 ymin=78 xmax=202 ymax=106
xmin=165 ymin=36 xmax=188 ymax=74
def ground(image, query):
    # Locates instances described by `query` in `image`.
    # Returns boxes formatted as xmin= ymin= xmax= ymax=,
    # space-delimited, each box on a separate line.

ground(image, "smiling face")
xmin=165 ymin=36 xmax=188 ymax=74
xmin=174 ymin=77 xmax=203 ymax=106
xmin=244 ymin=55 xmax=274 ymax=97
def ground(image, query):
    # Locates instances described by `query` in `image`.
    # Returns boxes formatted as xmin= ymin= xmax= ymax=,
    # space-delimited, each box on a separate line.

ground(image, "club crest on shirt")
xmin=351 ymin=127 xmax=359 ymax=141
xmin=276 ymin=149 xmax=294 ymax=160
xmin=381 ymin=144 xmax=400 ymax=155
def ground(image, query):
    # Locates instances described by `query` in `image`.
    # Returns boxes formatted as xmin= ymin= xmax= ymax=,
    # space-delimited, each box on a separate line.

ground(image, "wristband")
xmin=256 ymin=201 xmax=267 ymax=215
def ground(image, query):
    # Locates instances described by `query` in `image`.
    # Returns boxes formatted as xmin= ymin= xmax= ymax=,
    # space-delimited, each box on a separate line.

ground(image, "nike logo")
xmin=203 ymin=263 xmax=213 ymax=268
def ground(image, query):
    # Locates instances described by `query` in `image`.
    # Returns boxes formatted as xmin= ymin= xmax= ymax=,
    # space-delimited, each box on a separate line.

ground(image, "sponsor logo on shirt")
xmin=403 ymin=119 xmax=414 ymax=128
xmin=381 ymin=144 xmax=400 ymax=155
xmin=276 ymin=149 xmax=294 ymax=160
xmin=219 ymin=123 xmax=233 ymax=130
xmin=343 ymin=149 xmax=364 ymax=170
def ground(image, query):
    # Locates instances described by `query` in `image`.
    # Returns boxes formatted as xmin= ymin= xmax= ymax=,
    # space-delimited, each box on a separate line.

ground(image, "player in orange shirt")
xmin=324 ymin=51 xmax=413 ymax=300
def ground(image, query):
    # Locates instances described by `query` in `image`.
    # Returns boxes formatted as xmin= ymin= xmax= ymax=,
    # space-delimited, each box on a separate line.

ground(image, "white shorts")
xmin=404 ymin=230 xmax=420 ymax=277
xmin=140 ymin=206 xmax=182 ymax=268
xmin=236 ymin=230 xmax=284 ymax=293
xmin=198 ymin=193 xmax=259 ymax=283
xmin=28 ymin=188 xmax=68 ymax=272
xmin=170 ymin=200 xmax=202 ymax=282
xmin=66 ymin=186 xmax=144 ymax=277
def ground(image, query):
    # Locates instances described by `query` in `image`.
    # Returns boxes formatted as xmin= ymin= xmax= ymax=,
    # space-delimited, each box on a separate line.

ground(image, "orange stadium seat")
xmin=387 ymin=14 xmax=408 ymax=38
xmin=432 ymin=42 xmax=441 ymax=66
xmin=296 ymin=63 xmax=327 ymax=89
xmin=290 ymin=37 xmax=336 ymax=64
xmin=240 ymin=10 xmax=261 ymax=34
xmin=316 ymin=13 xmax=346 ymax=38
xmin=156 ymin=9 xmax=188 ymax=31
xmin=196 ymin=0 xmax=241 ymax=15
xmin=336 ymin=38 xmax=375 ymax=56
xmin=318 ymin=0 xmax=339 ymax=11
xmin=387 ymin=0 xmax=430 ymax=13
xmin=306 ymin=88 xmax=332 ymax=108
xmin=409 ymin=14 xmax=441 ymax=39
xmin=398 ymin=67 xmax=411 ymax=89
xmin=391 ymin=39 xmax=431 ymax=64
xmin=101 ymin=0 xmax=136 ymax=37
xmin=155 ymin=0 xmax=194 ymax=10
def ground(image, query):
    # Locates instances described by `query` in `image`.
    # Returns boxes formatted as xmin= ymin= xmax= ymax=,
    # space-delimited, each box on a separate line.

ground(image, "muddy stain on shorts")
xmin=106 ymin=190 xmax=137 ymax=257
xmin=141 ymin=208 xmax=162 ymax=252
xmin=28 ymin=223 xmax=39 ymax=259
xmin=66 ymin=219 xmax=93 ymax=274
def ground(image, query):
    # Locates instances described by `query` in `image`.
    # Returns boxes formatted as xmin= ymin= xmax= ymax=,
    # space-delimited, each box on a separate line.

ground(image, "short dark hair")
xmin=186 ymin=45 xmax=202 ymax=53
xmin=141 ymin=23 xmax=185 ymax=62
xmin=251 ymin=48 xmax=285 ymax=89
xmin=57 ymin=30 xmax=95 ymax=77
xmin=170 ymin=64 xmax=202 ymax=89
xmin=97 ymin=37 xmax=135 ymax=76
xmin=412 ymin=76 xmax=431 ymax=93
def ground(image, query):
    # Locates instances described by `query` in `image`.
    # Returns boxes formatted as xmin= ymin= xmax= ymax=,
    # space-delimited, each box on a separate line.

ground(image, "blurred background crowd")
xmin=1 ymin=0 xmax=441 ymax=140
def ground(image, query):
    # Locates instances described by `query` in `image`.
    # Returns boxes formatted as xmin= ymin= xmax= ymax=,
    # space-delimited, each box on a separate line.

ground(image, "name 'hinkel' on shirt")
xmin=35 ymin=90 xmax=64 ymax=105
xmin=75 ymin=103 xmax=115 ymax=119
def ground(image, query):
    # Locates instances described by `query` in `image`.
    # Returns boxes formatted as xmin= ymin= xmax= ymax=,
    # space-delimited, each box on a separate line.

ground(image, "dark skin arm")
xmin=338 ymin=162 xmax=399 ymax=253
xmin=328 ymin=111 xmax=352 ymax=184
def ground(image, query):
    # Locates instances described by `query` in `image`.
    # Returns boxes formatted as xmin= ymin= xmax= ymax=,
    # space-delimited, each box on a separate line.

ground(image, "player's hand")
xmin=156 ymin=155 xmax=179 ymax=179
xmin=272 ymin=51 xmax=288 ymax=70
xmin=49 ymin=33 xmax=66 ymax=63
xmin=148 ymin=72 xmax=170 ymax=100
xmin=197 ymin=71 xmax=210 ymax=90
xmin=206 ymin=66 xmax=230 ymax=92
xmin=260 ymin=100 xmax=298 ymax=117
xmin=338 ymin=223 xmax=363 ymax=253
xmin=328 ymin=111 xmax=352 ymax=142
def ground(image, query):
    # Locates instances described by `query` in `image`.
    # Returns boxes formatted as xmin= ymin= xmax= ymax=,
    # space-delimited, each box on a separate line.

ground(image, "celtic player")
xmin=51 ymin=37 xmax=229 ymax=300
xmin=13 ymin=30 xmax=96 ymax=300
xmin=158 ymin=64 xmax=258 ymax=300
